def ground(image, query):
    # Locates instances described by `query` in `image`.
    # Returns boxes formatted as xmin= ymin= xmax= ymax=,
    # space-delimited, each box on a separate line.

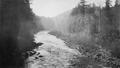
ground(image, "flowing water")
xmin=25 ymin=31 xmax=81 ymax=68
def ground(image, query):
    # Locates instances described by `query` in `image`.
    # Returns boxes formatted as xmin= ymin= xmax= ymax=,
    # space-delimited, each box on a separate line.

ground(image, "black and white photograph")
xmin=0 ymin=0 xmax=120 ymax=68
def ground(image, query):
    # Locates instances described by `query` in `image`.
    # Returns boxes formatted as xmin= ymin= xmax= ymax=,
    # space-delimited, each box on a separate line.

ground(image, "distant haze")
xmin=30 ymin=0 xmax=80 ymax=17
xmin=30 ymin=0 xmax=116 ymax=17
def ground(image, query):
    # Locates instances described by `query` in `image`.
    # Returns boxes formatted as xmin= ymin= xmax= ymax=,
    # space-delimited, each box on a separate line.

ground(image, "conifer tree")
xmin=80 ymin=0 xmax=87 ymax=15
xmin=115 ymin=0 xmax=120 ymax=7
xmin=105 ymin=0 xmax=111 ymax=9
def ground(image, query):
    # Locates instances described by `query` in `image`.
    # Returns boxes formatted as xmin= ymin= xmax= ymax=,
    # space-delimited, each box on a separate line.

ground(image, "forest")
xmin=0 ymin=0 xmax=40 ymax=68
xmin=0 ymin=0 xmax=120 ymax=68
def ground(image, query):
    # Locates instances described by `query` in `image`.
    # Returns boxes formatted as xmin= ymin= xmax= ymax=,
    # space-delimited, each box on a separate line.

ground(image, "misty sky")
xmin=30 ymin=0 xmax=116 ymax=17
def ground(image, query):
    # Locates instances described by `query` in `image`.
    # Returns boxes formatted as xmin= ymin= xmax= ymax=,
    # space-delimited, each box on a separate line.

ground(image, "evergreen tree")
xmin=75 ymin=0 xmax=88 ymax=15
xmin=115 ymin=0 xmax=120 ymax=7
xmin=0 ymin=0 xmax=35 ymax=68
xmin=105 ymin=0 xmax=111 ymax=9
xmin=104 ymin=0 xmax=112 ymax=24
xmin=80 ymin=0 xmax=86 ymax=6
xmin=80 ymin=0 xmax=87 ymax=15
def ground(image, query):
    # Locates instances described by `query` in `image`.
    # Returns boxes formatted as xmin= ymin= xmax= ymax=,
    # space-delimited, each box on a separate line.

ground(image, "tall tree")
xmin=105 ymin=0 xmax=111 ymax=9
xmin=115 ymin=0 xmax=120 ymax=7
xmin=0 ymin=0 xmax=35 ymax=68
xmin=105 ymin=0 xmax=112 ymax=23
xmin=80 ymin=0 xmax=87 ymax=15
xmin=80 ymin=0 xmax=86 ymax=6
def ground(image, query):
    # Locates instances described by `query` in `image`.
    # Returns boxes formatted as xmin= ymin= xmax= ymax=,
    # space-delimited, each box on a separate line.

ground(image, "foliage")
xmin=49 ymin=1 xmax=120 ymax=68
xmin=68 ymin=42 xmax=120 ymax=68
xmin=47 ymin=30 xmax=120 ymax=68
xmin=0 ymin=0 xmax=37 ymax=67
xmin=105 ymin=0 xmax=111 ymax=8
xmin=71 ymin=0 xmax=120 ymax=65
xmin=115 ymin=0 xmax=120 ymax=7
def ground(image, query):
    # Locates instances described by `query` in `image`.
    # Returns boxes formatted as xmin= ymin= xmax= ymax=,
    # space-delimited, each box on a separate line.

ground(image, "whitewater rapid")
xmin=26 ymin=31 xmax=81 ymax=68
